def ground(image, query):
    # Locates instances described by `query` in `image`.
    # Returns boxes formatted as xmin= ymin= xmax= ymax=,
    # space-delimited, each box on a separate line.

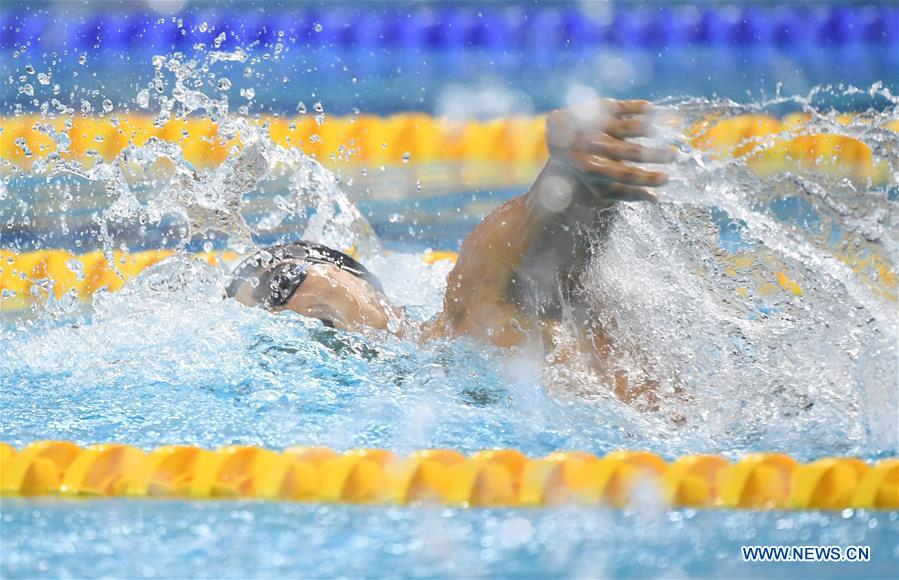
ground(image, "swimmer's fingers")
xmin=577 ymin=132 xmax=675 ymax=164
xmin=568 ymin=151 xmax=669 ymax=187
xmin=548 ymin=109 xmax=651 ymax=144
xmin=600 ymin=99 xmax=654 ymax=118
xmin=604 ymin=117 xmax=656 ymax=139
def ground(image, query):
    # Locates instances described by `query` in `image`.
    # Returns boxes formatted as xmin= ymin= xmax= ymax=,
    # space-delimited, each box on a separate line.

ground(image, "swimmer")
xmin=227 ymin=99 xmax=674 ymax=403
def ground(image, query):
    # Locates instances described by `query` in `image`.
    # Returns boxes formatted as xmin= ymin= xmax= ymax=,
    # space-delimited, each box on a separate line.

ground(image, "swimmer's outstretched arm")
xmin=425 ymin=99 xmax=673 ymax=347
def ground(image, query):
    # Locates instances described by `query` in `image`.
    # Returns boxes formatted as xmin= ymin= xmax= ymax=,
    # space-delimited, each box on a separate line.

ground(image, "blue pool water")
xmin=2 ymin=3 xmax=899 ymax=578
xmin=2 ymin=501 xmax=897 ymax=578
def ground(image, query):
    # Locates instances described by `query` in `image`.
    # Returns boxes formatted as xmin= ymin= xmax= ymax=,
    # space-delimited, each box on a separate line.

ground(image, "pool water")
xmin=2 ymin=8 xmax=898 ymax=579
xmin=2 ymin=501 xmax=896 ymax=578
xmin=2 ymin=170 xmax=897 ymax=577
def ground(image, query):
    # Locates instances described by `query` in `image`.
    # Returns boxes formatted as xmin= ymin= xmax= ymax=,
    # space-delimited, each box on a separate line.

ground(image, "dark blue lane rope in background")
xmin=2 ymin=4 xmax=897 ymax=51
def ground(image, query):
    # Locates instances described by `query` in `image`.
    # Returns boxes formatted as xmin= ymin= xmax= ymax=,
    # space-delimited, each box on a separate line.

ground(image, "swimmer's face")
xmin=231 ymin=262 xmax=395 ymax=332
xmin=276 ymin=263 xmax=395 ymax=332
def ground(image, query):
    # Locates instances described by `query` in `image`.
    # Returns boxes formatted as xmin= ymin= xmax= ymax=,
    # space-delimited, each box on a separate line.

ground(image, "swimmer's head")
xmin=225 ymin=242 xmax=396 ymax=332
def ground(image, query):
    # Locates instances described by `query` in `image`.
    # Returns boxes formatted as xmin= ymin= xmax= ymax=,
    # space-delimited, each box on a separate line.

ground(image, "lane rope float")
xmin=1 ymin=442 xmax=896 ymax=510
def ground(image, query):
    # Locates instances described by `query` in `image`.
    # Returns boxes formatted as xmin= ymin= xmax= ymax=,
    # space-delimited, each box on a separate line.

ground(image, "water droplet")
xmin=198 ymin=22 xmax=209 ymax=33
xmin=214 ymin=32 xmax=227 ymax=48
xmin=102 ymin=99 xmax=114 ymax=113
xmin=18 ymin=84 xmax=34 ymax=96
xmin=402 ymin=152 xmax=411 ymax=164
xmin=24 ymin=64 xmax=35 ymax=74
xmin=217 ymin=78 xmax=232 ymax=91
xmin=54 ymin=131 xmax=71 ymax=152
xmin=66 ymin=260 xmax=85 ymax=281
xmin=240 ymin=87 xmax=255 ymax=100
xmin=80 ymin=100 xmax=92 ymax=114
xmin=313 ymin=22 xmax=323 ymax=33
xmin=136 ymin=89 xmax=150 ymax=108
xmin=78 ymin=54 xmax=87 ymax=65
xmin=313 ymin=101 xmax=324 ymax=113
xmin=37 ymin=72 xmax=50 ymax=85
xmin=296 ymin=101 xmax=306 ymax=114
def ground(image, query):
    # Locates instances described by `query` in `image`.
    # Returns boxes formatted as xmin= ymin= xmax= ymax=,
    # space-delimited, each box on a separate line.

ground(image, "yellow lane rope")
xmin=2 ymin=113 xmax=896 ymax=181
xmin=1 ymin=442 xmax=895 ymax=509
xmin=0 ymin=249 xmax=458 ymax=311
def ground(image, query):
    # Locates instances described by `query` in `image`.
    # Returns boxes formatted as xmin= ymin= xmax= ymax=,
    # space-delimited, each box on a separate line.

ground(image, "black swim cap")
xmin=225 ymin=241 xmax=384 ymax=309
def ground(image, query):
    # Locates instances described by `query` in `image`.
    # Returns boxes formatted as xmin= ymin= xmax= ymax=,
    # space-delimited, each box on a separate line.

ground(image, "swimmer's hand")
xmin=545 ymin=99 xmax=674 ymax=204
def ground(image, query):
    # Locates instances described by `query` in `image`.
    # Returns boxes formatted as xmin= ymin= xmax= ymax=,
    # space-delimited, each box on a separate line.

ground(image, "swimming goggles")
xmin=225 ymin=241 xmax=384 ymax=309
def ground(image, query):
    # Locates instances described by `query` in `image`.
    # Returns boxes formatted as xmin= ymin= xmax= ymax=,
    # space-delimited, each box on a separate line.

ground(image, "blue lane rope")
xmin=2 ymin=6 xmax=897 ymax=51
